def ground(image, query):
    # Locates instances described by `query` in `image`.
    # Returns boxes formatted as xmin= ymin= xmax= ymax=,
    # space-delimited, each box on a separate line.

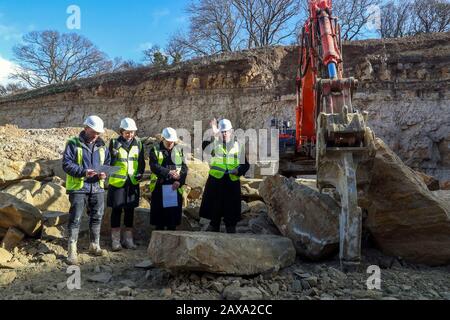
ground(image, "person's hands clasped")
xmin=169 ymin=170 xmax=180 ymax=180
xmin=86 ymin=169 xmax=97 ymax=178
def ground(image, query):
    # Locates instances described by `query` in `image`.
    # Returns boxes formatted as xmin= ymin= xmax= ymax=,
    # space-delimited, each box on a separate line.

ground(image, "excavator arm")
xmin=294 ymin=0 xmax=376 ymax=270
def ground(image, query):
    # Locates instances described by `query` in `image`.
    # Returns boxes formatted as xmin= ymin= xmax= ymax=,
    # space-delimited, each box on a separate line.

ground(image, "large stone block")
xmin=148 ymin=231 xmax=296 ymax=275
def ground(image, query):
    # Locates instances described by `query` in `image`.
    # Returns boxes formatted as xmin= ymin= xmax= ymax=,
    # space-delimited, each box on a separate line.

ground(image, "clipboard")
xmin=162 ymin=185 xmax=178 ymax=208
xmin=95 ymin=165 xmax=121 ymax=177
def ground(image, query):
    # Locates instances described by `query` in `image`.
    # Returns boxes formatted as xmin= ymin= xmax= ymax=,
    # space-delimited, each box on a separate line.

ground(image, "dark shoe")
xmin=226 ymin=226 xmax=236 ymax=234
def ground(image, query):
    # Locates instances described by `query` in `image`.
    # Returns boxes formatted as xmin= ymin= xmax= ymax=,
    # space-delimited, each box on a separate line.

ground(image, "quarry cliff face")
xmin=0 ymin=33 xmax=449 ymax=179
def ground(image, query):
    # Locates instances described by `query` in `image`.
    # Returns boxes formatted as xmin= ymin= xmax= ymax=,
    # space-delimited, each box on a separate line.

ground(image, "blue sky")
xmin=0 ymin=0 xmax=188 ymax=63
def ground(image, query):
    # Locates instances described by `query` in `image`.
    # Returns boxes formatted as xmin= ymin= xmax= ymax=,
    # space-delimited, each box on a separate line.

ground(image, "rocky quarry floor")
xmin=0 ymin=125 xmax=449 ymax=300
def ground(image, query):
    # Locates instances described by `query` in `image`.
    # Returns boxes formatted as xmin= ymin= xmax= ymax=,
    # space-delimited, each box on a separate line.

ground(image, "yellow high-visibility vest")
xmin=108 ymin=138 xmax=142 ymax=188
xmin=149 ymin=144 xmax=184 ymax=195
xmin=66 ymin=137 xmax=106 ymax=191
xmin=209 ymin=140 xmax=241 ymax=182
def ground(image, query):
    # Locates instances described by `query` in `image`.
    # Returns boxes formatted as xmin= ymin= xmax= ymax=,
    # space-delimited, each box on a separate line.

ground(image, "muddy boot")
xmin=122 ymin=229 xmax=137 ymax=250
xmin=111 ymin=228 xmax=122 ymax=252
xmin=67 ymin=241 xmax=78 ymax=265
xmin=89 ymin=242 xmax=107 ymax=257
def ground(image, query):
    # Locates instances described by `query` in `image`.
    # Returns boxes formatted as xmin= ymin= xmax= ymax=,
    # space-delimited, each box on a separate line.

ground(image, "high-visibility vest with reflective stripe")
xmin=149 ymin=145 xmax=184 ymax=195
xmin=65 ymin=137 xmax=106 ymax=191
xmin=108 ymin=139 xmax=142 ymax=188
xmin=209 ymin=140 xmax=241 ymax=182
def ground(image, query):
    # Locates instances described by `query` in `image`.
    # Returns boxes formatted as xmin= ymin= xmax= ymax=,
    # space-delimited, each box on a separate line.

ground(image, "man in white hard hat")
xmin=199 ymin=118 xmax=249 ymax=233
xmin=149 ymin=127 xmax=188 ymax=231
xmin=62 ymin=115 xmax=111 ymax=265
xmin=107 ymin=118 xmax=145 ymax=251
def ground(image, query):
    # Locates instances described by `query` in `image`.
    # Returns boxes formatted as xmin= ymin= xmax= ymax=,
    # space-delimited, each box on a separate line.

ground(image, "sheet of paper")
xmin=95 ymin=165 xmax=121 ymax=177
xmin=162 ymin=185 xmax=178 ymax=208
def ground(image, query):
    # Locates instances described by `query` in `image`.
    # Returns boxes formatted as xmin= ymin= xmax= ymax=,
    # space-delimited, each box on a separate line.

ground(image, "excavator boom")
xmin=278 ymin=0 xmax=376 ymax=270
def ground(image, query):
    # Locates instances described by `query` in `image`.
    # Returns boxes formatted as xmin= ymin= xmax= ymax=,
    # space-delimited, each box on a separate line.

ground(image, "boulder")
xmin=1 ymin=227 xmax=25 ymax=251
xmin=148 ymin=231 xmax=296 ymax=275
xmin=247 ymin=200 xmax=268 ymax=215
xmin=42 ymin=211 xmax=69 ymax=227
xmin=32 ymin=182 xmax=70 ymax=212
xmin=0 ymin=271 xmax=17 ymax=286
xmin=3 ymin=179 xmax=42 ymax=197
xmin=41 ymin=225 xmax=65 ymax=240
xmin=185 ymin=160 xmax=209 ymax=199
xmin=101 ymin=207 xmax=153 ymax=242
xmin=0 ymin=159 xmax=53 ymax=186
xmin=0 ymin=192 xmax=42 ymax=236
xmin=240 ymin=178 xmax=263 ymax=190
xmin=223 ymin=286 xmax=263 ymax=300
xmin=365 ymin=139 xmax=450 ymax=266
xmin=184 ymin=205 xmax=200 ymax=221
xmin=440 ymin=180 xmax=450 ymax=190
xmin=241 ymin=184 xmax=263 ymax=201
xmin=415 ymin=171 xmax=440 ymax=191
xmin=259 ymin=174 xmax=340 ymax=260
xmin=3 ymin=180 xmax=70 ymax=213
xmin=249 ymin=212 xmax=282 ymax=236
xmin=0 ymin=247 xmax=13 ymax=265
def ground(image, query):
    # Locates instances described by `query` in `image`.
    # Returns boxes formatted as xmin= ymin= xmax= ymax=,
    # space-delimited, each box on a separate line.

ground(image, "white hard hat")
xmin=120 ymin=117 xmax=138 ymax=131
xmin=161 ymin=127 xmax=178 ymax=142
xmin=219 ymin=119 xmax=233 ymax=132
xmin=84 ymin=115 xmax=105 ymax=133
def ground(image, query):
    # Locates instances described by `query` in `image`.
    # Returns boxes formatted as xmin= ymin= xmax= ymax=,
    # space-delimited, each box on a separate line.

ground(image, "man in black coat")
xmin=199 ymin=119 xmax=249 ymax=233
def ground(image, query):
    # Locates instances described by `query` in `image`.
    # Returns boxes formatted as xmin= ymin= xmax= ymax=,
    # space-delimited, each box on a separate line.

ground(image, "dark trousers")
xmin=67 ymin=193 xmax=104 ymax=244
xmin=111 ymin=207 xmax=135 ymax=229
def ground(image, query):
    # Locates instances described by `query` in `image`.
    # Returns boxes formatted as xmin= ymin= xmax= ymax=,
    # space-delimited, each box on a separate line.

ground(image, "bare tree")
xmin=165 ymin=34 xmax=189 ymax=64
xmin=0 ymin=82 xmax=28 ymax=97
xmin=111 ymin=57 xmax=143 ymax=71
xmin=232 ymin=0 xmax=302 ymax=48
xmin=379 ymin=0 xmax=412 ymax=38
xmin=186 ymin=0 xmax=244 ymax=55
xmin=11 ymin=31 xmax=113 ymax=88
xmin=331 ymin=0 xmax=381 ymax=40
xmin=142 ymin=45 xmax=169 ymax=67
xmin=410 ymin=0 xmax=450 ymax=34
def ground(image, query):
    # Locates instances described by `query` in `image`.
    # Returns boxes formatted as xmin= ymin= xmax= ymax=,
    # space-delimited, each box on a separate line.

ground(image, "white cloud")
xmin=0 ymin=55 xmax=18 ymax=86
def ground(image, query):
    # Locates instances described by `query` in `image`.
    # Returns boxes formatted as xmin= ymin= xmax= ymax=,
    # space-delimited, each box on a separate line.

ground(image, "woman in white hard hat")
xmin=199 ymin=118 xmax=249 ymax=233
xmin=107 ymin=118 xmax=145 ymax=251
xmin=149 ymin=127 xmax=188 ymax=230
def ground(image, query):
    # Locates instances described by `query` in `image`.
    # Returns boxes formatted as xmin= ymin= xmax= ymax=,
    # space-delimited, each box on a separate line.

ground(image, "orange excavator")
xmin=277 ymin=0 xmax=376 ymax=270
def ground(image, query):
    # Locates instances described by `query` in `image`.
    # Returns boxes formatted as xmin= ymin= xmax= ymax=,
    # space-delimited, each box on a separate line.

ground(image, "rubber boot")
xmin=89 ymin=242 xmax=107 ymax=256
xmin=67 ymin=241 xmax=78 ymax=265
xmin=111 ymin=228 xmax=122 ymax=252
xmin=122 ymin=229 xmax=137 ymax=250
